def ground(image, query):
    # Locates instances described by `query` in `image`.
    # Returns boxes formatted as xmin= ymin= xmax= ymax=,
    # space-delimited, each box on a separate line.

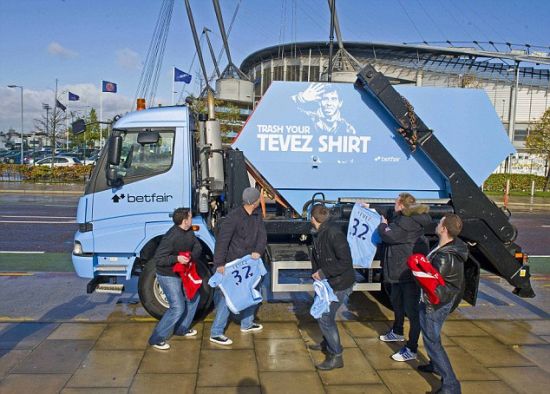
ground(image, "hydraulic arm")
xmin=355 ymin=64 xmax=535 ymax=299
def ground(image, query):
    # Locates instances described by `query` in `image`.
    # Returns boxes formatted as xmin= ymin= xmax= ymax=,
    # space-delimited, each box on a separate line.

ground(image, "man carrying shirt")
xmin=209 ymin=187 xmax=267 ymax=345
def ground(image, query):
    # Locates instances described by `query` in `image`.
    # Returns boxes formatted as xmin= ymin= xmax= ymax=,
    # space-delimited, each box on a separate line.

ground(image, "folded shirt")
xmin=208 ymin=255 xmax=267 ymax=314
xmin=310 ymin=279 xmax=339 ymax=319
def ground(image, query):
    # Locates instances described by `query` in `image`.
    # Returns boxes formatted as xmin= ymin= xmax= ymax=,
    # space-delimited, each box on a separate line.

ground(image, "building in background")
xmin=240 ymin=41 xmax=550 ymax=176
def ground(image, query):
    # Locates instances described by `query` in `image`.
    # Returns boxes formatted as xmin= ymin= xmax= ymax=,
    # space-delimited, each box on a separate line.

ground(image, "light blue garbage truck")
xmin=72 ymin=66 xmax=534 ymax=319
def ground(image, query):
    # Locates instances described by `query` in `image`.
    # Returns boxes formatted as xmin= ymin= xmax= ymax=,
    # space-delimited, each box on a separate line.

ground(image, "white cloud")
xmin=47 ymin=41 xmax=78 ymax=59
xmin=116 ymin=48 xmax=141 ymax=70
xmin=0 ymin=84 xmax=133 ymax=133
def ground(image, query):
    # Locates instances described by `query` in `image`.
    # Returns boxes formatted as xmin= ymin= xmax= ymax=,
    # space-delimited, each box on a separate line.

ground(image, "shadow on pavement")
xmin=0 ymin=294 xmax=115 ymax=357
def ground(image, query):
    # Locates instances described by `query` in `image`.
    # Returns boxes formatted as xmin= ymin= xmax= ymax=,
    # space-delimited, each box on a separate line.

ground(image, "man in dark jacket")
xmin=148 ymin=207 xmax=202 ymax=350
xmin=209 ymin=187 xmax=267 ymax=346
xmin=308 ymin=204 xmax=355 ymax=370
xmin=377 ymin=193 xmax=431 ymax=362
xmin=418 ymin=214 xmax=467 ymax=394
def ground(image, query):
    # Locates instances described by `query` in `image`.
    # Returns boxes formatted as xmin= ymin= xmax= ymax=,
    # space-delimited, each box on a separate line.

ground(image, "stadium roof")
xmin=240 ymin=41 xmax=550 ymax=88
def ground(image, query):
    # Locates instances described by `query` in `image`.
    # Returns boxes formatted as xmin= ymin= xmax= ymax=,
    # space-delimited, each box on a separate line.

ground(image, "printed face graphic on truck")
xmin=291 ymin=83 xmax=356 ymax=135
xmin=252 ymin=83 xmax=368 ymax=157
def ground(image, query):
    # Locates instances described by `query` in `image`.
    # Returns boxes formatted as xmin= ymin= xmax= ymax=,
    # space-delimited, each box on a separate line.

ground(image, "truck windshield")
xmin=114 ymin=130 xmax=175 ymax=181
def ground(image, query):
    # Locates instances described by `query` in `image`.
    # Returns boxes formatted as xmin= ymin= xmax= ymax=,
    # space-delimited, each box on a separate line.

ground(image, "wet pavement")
xmin=0 ymin=272 xmax=549 ymax=393
xmin=2 ymin=183 xmax=550 ymax=392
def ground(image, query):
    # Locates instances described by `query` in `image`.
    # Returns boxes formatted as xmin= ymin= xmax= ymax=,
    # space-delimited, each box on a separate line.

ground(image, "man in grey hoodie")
xmin=377 ymin=193 xmax=431 ymax=362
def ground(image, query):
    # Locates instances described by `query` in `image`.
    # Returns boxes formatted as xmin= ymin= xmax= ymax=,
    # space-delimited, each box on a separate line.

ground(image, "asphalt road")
xmin=0 ymin=194 xmax=549 ymax=255
xmin=0 ymin=195 xmax=79 ymax=253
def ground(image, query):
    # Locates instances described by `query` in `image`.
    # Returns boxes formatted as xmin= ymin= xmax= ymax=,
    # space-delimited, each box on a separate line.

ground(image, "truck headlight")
xmin=73 ymin=241 xmax=83 ymax=255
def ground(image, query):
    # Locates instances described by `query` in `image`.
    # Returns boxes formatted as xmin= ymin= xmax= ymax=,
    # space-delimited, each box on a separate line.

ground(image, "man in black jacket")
xmin=209 ymin=187 xmax=267 ymax=346
xmin=377 ymin=193 xmax=431 ymax=362
xmin=148 ymin=207 xmax=202 ymax=350
xmin=418 ymin=214 xmax=467 ymax=394
xmin=308 ymin=204 xmax=355 ymax=370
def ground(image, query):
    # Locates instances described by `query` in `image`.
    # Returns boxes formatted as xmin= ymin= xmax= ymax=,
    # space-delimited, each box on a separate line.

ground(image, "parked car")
xmin=35 ymin=156 xmax=82 ymax=167
xmin=0 ymin=151 xmax=22 ymax=164
xmin=82 ymin=153 xmax=99 ymax=165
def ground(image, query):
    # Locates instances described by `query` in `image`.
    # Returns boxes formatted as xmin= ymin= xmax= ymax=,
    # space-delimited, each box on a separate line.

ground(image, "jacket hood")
xmin=402 ymin=203 xmax=430 ymax=217
xmin=439 ymin=238 xmax=469 ymax=261
xmin=395 ymin=211 xmax=431 ymax=231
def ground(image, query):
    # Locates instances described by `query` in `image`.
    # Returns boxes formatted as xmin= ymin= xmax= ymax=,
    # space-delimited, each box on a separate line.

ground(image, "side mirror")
xmin=106 ymin=167 xmax=122 ymax=187
xmin=137 ymin=131 xmax=160 ymax=145
xmin=107 ymin=135 xmax=122 ymax=166
xmin=72 ymin=119 xmax=86 ymax=134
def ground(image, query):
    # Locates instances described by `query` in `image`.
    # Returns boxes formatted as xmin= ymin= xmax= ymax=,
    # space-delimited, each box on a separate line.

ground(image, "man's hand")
xmin=381 ymin=216 xmax=388 ymax=225
xmin=360 ymin=202 xmax=370 ymax=208
xmin=251 ymin=252 xmax=261 ymax=260
xmin=300 ymin=83 xmax=325 ymax=102
xmin=216 ymin=266 xmax=225 ymax=274
xmin=177 ymin=255 xmax=190 ymax=264
xmin=312 ymin=270 xmax=322 ymax=281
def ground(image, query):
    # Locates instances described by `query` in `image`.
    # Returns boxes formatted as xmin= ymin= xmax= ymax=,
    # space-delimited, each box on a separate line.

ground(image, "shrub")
xmin=0 ymin=164 xmax=93 ymax=183
xmin=483 ymin=174 xmax=546 ymax=192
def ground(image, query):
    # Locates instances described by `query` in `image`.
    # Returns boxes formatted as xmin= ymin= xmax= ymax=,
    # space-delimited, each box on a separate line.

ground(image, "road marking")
xmin=0 ymin=220 xmax=76 ymax=224
xmin=542 ymin=225 xmax=550 ymax=228
xmin=0 ymin=215 xmax=75 ymax=219
xmin=0 ymin=317 xmax=36 ymax=322
xmin=130 ymin=317 xmax=157 ymax=322
xmin=0 ymin=272 xmax=34 ymax=276
xmin=0 ymin=251 xmax=45 ymax=254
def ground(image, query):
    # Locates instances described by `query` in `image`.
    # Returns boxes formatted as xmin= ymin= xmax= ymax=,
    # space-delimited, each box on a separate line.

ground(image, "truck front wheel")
xmin=138 ymin=261 xmax=214 ymax=320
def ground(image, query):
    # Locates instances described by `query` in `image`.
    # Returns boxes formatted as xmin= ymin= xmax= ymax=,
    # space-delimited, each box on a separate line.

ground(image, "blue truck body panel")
xmin=233 ymin=82 xmax=514 ymax=212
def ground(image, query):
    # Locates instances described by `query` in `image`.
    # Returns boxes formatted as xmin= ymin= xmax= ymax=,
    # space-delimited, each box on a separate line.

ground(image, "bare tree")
xmin=34 ymin=107 xmax=67 ymax=153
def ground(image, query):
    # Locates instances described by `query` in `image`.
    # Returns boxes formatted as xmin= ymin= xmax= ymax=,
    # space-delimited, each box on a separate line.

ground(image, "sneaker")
xmin=152 ymin=341 xmax=170 ymax=350
xmin=379 ymin=329 xmax=405 ymax=342
xmin=209 ymin=335 xmax=233 ymax=346
xmin=240 ymin=323 xmax=263 ymax=333
xmin=391 ymin=346 xmax=417 ymax=362
xmin=183 ymin=329 xmax=198 ymax=337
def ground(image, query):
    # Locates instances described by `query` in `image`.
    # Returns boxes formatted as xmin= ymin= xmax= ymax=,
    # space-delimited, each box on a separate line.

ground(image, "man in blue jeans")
xmin=148 ymin=207 xmax=202 ymax=350
xmin=308 ymin=204 xmax=355 ymax=370
xmin=209 ymin=187 xmax=267 ymax=345
xmin=418 ymin=214 xmax=467 ymax=394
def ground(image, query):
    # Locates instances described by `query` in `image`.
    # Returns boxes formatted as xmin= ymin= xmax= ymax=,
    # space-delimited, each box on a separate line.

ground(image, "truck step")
xmin=95 ymin=284 xmax=124 ymax=294
xmin=94 ymin=265 xmax=128 ymax=272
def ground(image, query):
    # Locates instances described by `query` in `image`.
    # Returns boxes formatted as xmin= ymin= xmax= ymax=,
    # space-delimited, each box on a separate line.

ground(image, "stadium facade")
xmin=240 ymin=42 xmax=550 ymax=176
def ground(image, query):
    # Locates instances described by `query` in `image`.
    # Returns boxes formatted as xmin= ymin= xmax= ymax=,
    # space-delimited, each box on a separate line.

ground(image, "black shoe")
xmin=315 ymin=353 xmax=344 ymax=370
xmin=418 ymin=362 xmax=440 ymax=375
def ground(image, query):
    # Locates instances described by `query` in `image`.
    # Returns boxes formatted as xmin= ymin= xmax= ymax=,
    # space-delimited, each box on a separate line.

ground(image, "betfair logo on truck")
xmin=112 ymin=193 xmax=173 ymax=203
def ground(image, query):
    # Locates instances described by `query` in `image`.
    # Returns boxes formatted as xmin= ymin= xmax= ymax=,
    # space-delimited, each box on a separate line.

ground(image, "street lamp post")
xmin=8 ymin=85 xmax=24 ymax=165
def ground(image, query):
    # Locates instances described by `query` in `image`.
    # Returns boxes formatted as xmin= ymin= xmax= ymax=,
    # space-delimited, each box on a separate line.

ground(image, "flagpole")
xmin=65 ymin=107 xmax=69 ymax=150
xmin=172 ymin=66 xmax=175 ymax=106
xmin=51 ymin=79 xmax=58 ymax=168
xmin=99 ymin=81 xmax=103 ymax=148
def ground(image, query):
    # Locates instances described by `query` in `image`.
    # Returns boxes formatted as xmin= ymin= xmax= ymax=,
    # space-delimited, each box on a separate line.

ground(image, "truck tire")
xmin=138 ymin=260 xmax=214 ymax=320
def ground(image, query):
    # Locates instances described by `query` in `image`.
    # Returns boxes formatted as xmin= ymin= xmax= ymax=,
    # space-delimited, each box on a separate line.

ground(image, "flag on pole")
xmin=174 ymin=67 xmax=192 ymax=83
xmin=68 ymin=92 xmax=80 ymax=101
xmin=56 ymin=99 xmax=67 ymax=112
xmin=102 ymin=80 xmax=117 ymax=93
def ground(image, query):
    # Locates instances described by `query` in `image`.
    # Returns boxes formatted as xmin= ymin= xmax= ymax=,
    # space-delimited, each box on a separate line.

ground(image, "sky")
xmin=0 ymin=0 xmax=549 ymax=132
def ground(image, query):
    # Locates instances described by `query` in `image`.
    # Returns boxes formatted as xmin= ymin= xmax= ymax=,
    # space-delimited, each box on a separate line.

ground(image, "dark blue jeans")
xmin=317 ymin=286 xmax=353 ymax=356
xmin=388 ymin=282 xmax=421 ymax=352
xmin=419 ymin=301 xmax=461 ymax=394
xmin=149 ymin=274 xmax=200 ymax=345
